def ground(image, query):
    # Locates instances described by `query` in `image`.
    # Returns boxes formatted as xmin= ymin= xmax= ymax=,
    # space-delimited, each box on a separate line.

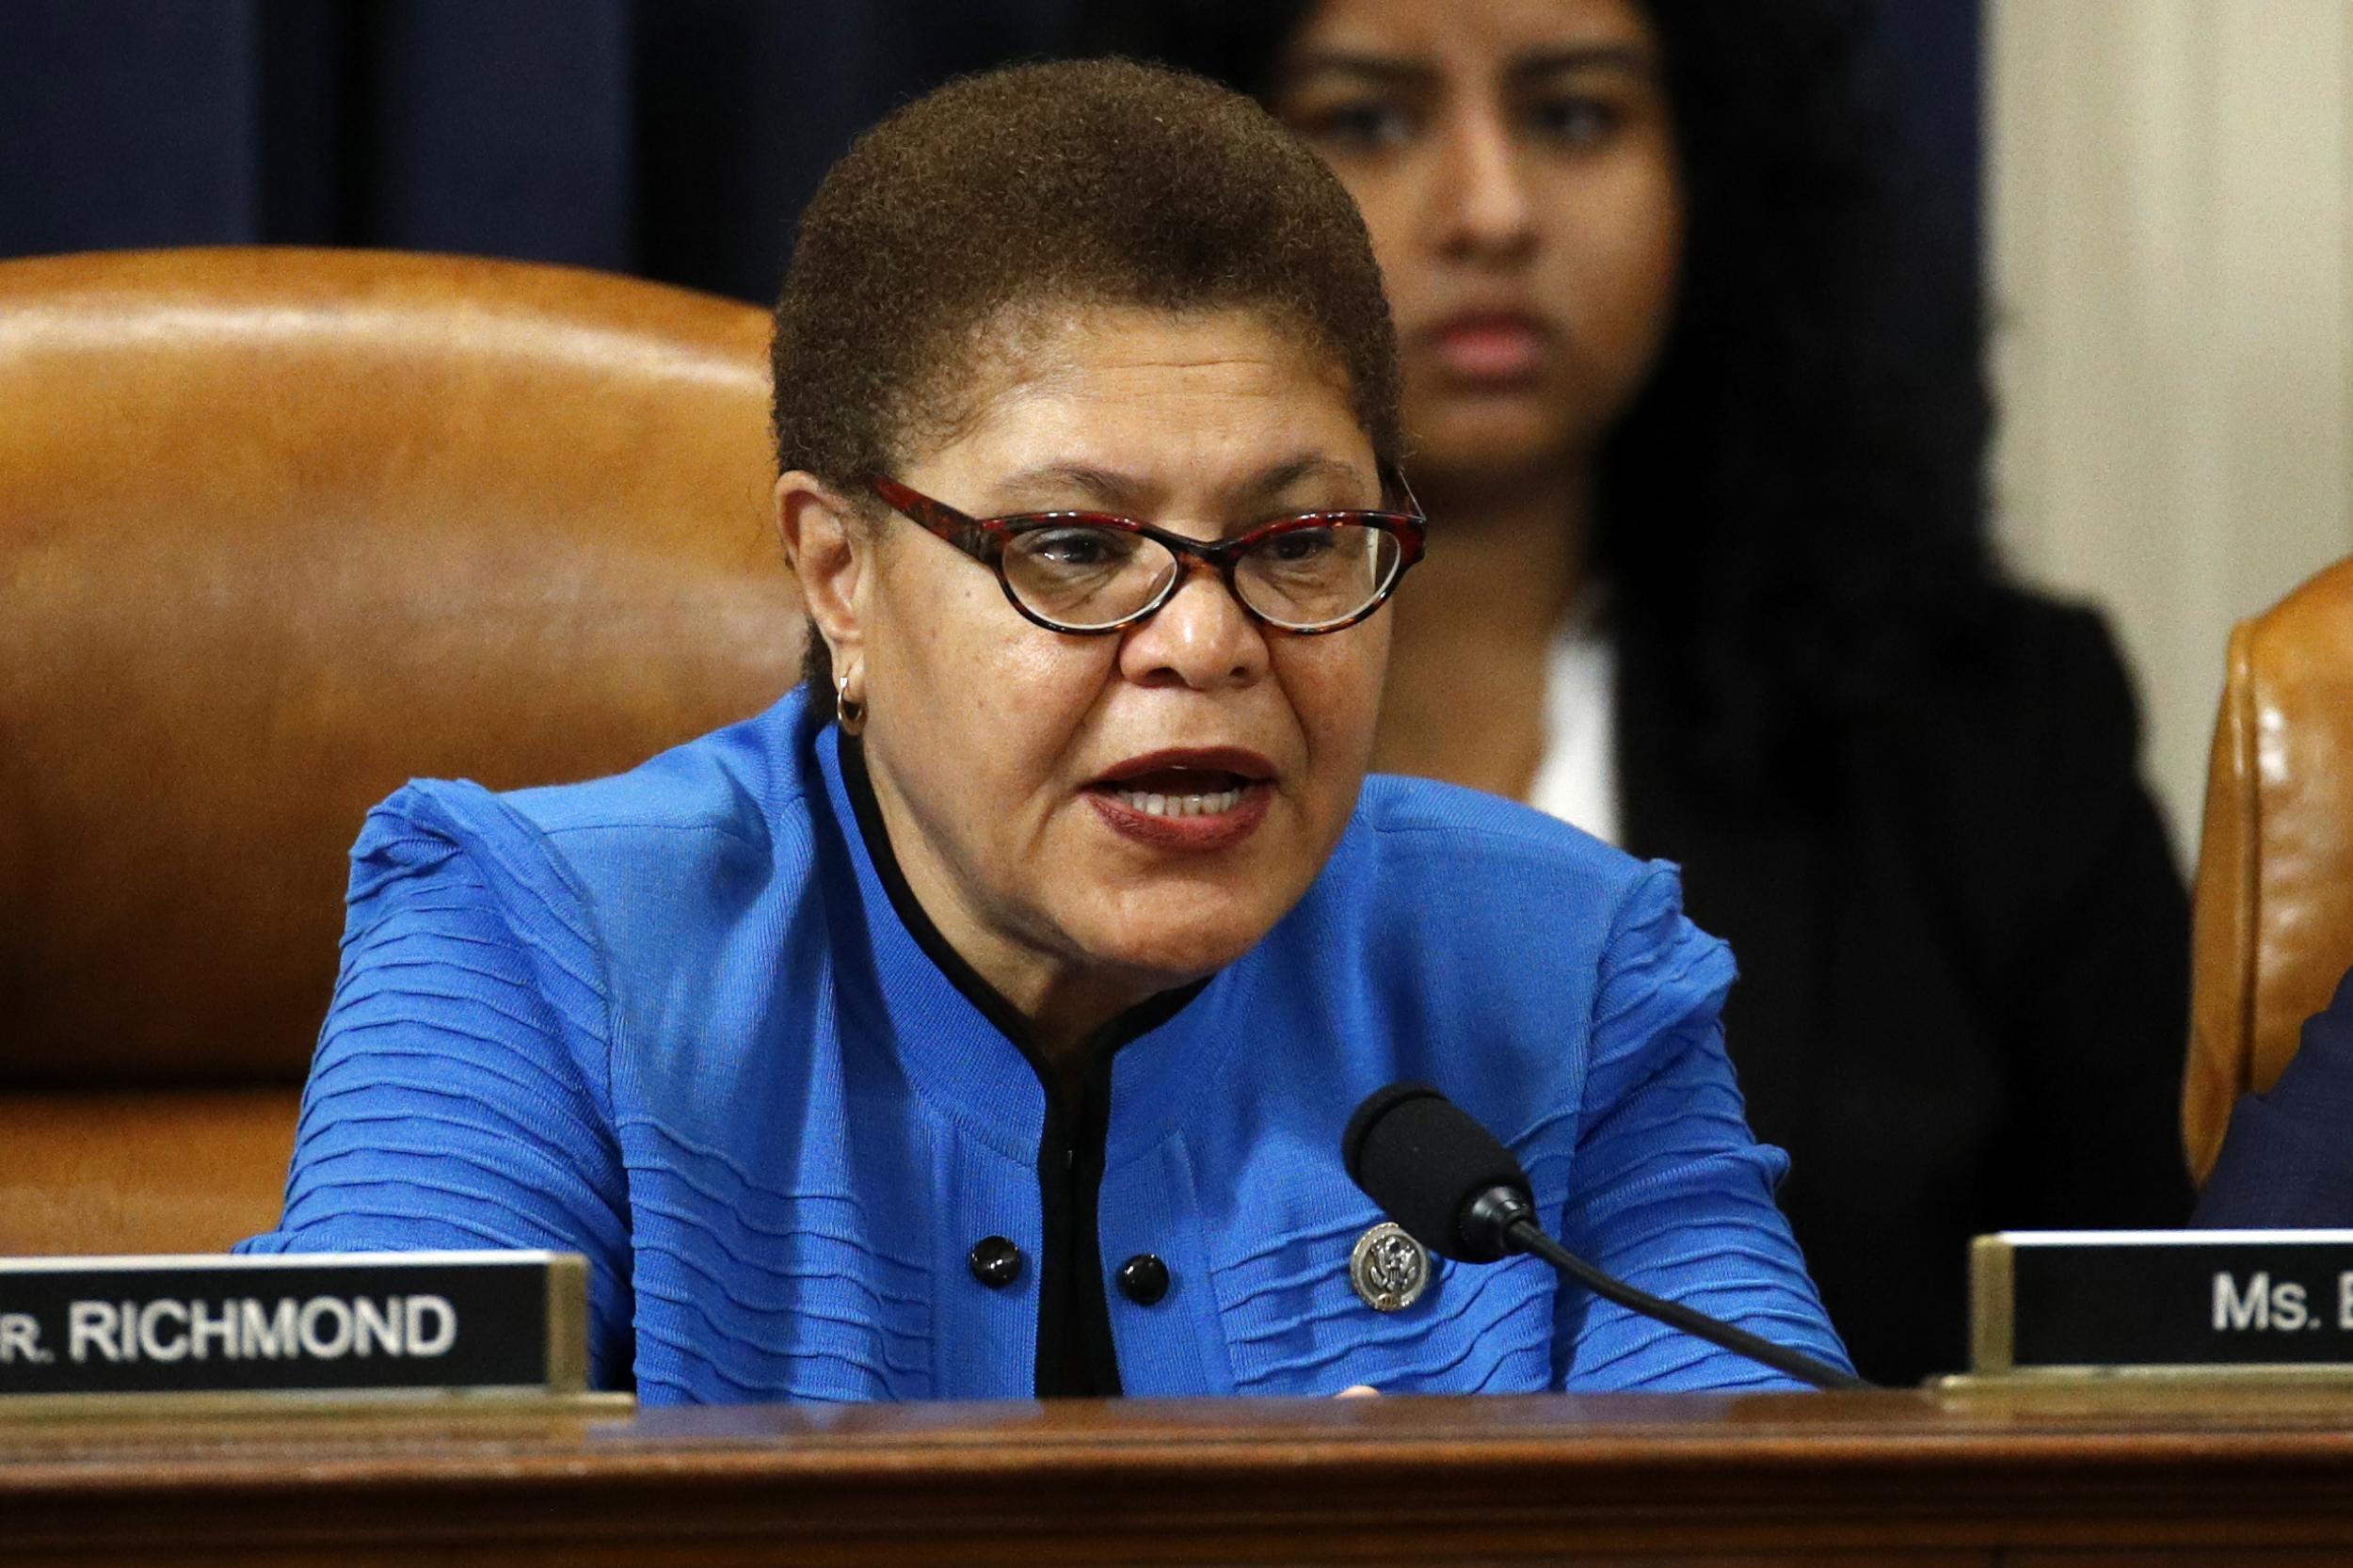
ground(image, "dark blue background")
xmin=0 ymin=0 xmax=1977 ymax=305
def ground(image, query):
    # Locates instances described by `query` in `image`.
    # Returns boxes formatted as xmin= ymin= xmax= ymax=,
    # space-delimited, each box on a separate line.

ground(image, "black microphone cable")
xmin=1344 ymin=1082 xmax=1871 ymax=1393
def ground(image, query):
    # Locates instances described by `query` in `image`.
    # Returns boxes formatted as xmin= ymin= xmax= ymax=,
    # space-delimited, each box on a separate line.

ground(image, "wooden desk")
xmin=6 ymin=1383 xmax=2353 ymax=1565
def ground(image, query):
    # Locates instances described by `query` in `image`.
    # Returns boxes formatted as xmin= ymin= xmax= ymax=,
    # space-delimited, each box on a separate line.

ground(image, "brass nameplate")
xmin=1973 ymin=1230 xmax=2353 ymax=1373
xmin=0 ymin=1251 xmax=588 ymax=1398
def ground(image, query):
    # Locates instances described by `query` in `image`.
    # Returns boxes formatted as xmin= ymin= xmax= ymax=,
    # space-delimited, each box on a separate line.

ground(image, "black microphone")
xmin=1342 ymin=1082 xmax=1870 ymax=1392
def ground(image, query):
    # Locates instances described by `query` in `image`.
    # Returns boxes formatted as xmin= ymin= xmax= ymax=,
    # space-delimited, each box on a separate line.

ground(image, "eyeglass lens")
xmin=1000 ymin=521 xmax=1405 ymax=632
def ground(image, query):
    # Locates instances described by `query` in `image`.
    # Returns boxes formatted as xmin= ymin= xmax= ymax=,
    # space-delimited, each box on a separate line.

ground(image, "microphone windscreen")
xmin=1342 ymin=1083 xmax=1533 ymax=1261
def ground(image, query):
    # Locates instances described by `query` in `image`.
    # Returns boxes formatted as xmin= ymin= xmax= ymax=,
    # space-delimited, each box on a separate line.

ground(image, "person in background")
xmin=1077 ymin=0 xmax=2194 ymax=1384
xmin=240 ymin=59 xmax=1850 ymax=1400
xmin=2195 ymin=965 xmax=2353 ymax=1226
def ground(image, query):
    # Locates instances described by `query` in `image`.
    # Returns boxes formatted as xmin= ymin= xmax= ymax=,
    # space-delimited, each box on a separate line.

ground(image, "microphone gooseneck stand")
xmin=1347 ymin=1083 xmax=1873 ymax=1394
xmin=1504 ymin=1213 xmax=1868 ymax=1392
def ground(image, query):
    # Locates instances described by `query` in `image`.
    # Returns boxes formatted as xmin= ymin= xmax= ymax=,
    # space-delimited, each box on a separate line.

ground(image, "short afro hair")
xmin=772 ymin=55 xmax=1401 ymax=496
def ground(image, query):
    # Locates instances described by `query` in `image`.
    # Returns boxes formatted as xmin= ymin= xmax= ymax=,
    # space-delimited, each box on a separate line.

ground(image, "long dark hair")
xmin=1073 ymin=0 xmax=1999 ymax=798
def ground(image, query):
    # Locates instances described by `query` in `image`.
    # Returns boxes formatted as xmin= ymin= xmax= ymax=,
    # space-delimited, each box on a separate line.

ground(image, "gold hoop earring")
xmin=835 ymin=672 xmax=866 ymax=734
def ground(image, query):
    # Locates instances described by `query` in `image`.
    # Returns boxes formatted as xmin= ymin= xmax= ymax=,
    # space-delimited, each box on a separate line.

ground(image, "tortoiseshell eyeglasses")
xmin=865 ymin=474 xmax=1427 ymax=636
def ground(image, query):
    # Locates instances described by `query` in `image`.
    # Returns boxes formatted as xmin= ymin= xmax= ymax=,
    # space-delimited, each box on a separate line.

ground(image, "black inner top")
xmin=839 ymin=734 xmax=1205 ymax=1397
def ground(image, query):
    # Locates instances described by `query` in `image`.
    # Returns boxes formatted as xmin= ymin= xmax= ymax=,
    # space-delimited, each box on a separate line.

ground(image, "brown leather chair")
xmin=2185 ymin=554 xmax=2353 ymax=1184
xmin=0 ymin=248 xmax=802 ymax=1256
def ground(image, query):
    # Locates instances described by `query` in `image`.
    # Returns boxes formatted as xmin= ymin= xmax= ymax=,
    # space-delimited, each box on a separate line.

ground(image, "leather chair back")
xmin=2185 ymin=555 xmax=2353 ymax=1183
xmin=0 ymin=248 xmax=800 ymax=1253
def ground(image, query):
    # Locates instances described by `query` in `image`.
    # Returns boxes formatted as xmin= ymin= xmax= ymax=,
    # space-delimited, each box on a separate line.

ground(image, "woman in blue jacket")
xmin=241 ymin=58 xmax=1849 ymax=1402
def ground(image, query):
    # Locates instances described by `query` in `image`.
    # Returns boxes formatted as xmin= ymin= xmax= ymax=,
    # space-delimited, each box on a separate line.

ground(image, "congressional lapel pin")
xmin=1349 ymin=1222 xmax=1431 ymax=1313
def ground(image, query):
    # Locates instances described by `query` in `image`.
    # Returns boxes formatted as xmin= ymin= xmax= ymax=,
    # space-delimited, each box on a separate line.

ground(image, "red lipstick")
xmin=1085 ymin=747 xmax=1276 ymax=853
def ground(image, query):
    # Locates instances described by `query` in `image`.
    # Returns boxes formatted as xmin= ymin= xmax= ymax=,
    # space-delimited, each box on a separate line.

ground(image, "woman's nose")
xmin=1433 ymin=109 xmax=1536 ymax=263
xmin=1118 ymin=566 xmax=1270 ymax=691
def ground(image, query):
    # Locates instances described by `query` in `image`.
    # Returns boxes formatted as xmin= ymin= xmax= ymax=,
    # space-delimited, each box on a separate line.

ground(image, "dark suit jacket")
xmin=1617 ymin=587 xmax=2195 ymax=1385
xmin=2193 ymin=966 xmax=2353 ymax=1227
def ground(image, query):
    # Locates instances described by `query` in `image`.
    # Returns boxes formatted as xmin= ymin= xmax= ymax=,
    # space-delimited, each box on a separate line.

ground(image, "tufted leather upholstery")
xmin=0 ymin=248 xmax=800 ymax=1254
xmin=2185 ymin=555 xmax=2353 ymax=1184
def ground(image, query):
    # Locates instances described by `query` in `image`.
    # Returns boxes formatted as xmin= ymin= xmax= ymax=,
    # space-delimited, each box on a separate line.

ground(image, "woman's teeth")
xmin=1115 ymin=786 xmax=1245 ymax=818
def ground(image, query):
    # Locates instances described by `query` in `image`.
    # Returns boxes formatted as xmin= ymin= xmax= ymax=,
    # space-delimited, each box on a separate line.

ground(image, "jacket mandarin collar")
xmin=810 ymin=715 xmax=1231 ymax=1164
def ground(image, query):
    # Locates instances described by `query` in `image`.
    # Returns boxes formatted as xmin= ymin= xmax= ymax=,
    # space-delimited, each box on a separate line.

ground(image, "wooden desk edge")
xmin=8 ymin=1387 xmax=2353 ymax=1565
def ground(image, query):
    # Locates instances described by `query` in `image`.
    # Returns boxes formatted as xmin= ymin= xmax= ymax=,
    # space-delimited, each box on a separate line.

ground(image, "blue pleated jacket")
xmin=239 ymin=688 xmax=1849 ymax=1401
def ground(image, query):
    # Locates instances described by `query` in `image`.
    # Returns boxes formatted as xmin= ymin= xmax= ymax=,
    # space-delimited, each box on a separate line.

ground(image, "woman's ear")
xmin=776 ymin=471 xmax=867 ymax=670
